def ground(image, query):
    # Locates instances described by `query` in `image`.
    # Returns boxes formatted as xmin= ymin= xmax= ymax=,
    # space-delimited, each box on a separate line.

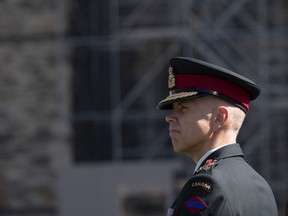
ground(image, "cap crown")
xmin=157 ymin=57 xmax=261 ymax=112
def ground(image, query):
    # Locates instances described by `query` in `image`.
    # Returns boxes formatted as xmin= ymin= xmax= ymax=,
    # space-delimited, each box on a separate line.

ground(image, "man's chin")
xmin=172 ymin=143 xmax=184 ymax=153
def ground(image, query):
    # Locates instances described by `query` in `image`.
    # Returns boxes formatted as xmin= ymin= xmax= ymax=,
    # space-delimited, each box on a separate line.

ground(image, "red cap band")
xmin=175 ymin=74 xmax=250 ymax=110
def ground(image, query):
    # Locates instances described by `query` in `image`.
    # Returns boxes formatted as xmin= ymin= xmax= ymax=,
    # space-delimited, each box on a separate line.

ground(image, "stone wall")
xmin=0 ymin=0 xmax=71 ymax=215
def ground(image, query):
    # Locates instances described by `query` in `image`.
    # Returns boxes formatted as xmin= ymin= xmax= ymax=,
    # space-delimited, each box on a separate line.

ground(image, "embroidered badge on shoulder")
xmin=185 ymin=196 xmax=208 ymax=213
xmin=196 ymin=159 xmax=219 ymax=173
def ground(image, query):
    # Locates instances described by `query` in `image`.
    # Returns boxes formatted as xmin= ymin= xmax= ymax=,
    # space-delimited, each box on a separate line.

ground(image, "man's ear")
xmin=213 ymin=106 xmax=228 ymax=131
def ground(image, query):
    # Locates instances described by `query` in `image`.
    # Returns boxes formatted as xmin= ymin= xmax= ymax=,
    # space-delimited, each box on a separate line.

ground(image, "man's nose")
xmin=165 ymin=111 xmax=177 ymax=124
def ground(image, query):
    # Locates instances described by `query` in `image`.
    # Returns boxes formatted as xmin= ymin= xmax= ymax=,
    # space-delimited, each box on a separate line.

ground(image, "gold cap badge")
xmin=168 ymin=66 xmax=175 ymax=89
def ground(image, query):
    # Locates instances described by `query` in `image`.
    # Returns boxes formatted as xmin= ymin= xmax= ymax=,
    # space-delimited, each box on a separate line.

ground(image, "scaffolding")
xmin=70 ymin=0 xmax=288 ymax=213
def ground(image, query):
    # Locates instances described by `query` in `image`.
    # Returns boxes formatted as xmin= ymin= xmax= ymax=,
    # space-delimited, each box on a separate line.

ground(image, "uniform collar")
xmin=193 ymin=143 xmax=243 ymax=174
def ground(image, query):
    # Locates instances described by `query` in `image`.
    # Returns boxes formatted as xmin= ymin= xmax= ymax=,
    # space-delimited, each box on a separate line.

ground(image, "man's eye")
xmin=173 ymin=102 xmax=190 ymax=111
xmin=181 ymin=104 xmax=189 ymax=111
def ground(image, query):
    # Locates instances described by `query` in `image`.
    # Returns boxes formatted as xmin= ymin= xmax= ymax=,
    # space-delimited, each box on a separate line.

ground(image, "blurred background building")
xmin=0 ymin=0 xmax=287 ymax=215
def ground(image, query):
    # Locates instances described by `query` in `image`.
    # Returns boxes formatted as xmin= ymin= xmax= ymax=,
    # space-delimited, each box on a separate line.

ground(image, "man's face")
xmin=165 ymin=97 xmax=215 ymax=155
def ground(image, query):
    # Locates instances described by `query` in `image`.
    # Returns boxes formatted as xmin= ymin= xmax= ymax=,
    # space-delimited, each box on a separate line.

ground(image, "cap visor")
xmin=157 ymin=91 xmax=207 ymax=110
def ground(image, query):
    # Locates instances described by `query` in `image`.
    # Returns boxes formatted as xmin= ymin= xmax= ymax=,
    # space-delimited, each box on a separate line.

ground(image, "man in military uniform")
xmin=157 ymin=57 xmax=278 ymax=216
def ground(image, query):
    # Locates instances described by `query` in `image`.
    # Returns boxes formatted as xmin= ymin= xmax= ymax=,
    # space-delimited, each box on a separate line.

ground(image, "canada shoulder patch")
xmin=191 ymin=181 xmax=213 ymax=192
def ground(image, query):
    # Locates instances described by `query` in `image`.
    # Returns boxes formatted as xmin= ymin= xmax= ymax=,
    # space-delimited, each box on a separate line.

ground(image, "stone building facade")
xmin=0 ymin=0 xmax=71 ymax=215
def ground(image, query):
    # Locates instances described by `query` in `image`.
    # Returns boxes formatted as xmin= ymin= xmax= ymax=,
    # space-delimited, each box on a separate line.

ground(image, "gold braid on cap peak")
xmin=159 ymin=91 xmax=198 ymax=104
